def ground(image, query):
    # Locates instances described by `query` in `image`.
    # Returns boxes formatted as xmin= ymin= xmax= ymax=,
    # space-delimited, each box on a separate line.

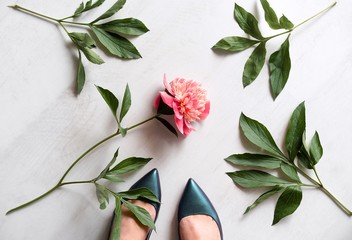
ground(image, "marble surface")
xmin=1 ymin=0 xmax=351 ymax=239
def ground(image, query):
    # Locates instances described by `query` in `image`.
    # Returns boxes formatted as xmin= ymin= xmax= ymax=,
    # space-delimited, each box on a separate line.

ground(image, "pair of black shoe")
xmin=108 ymin=168 xmax=223 ymax=240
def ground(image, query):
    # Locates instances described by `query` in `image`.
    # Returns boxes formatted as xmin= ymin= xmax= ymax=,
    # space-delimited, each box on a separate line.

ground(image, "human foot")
xmin=120 ymin=200 xmax=156 ymax=240
xmin=179 ymin=215 xmax=221 ymax=240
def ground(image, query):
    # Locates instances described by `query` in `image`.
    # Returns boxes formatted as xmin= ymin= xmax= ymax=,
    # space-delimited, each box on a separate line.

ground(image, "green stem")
xmin=58 ymin=132 xmax=119 ymax=184
xmin=6 ymin=184 xmax=59 ymax=215
xmin=320 ymin=186 xmax=352 ymax=216
xmin=9 ymin=5 xmax=92 ymax=27
xmin=126 ymin=114 xmax=160 ymax=131
xmin=6 ymin=115 xmax=160 ymax=215
xmin=295 ymin=164 xmax=352 ymax=217
xmin=9 ymin=5 xmax=59 ymax=22
xmin=313 ymin=167 xmax=323 ymax=186
xmin=263 ymin=1 xmax=337 ymax=41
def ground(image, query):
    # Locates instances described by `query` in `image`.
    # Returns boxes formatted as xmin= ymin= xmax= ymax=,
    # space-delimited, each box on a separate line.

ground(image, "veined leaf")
xmin=310 ymin=131 xmax=323 ymax=165
xmin=279 ymin=15 xmax=294 ymax=30
xmin=285 ymin=102 xmax=306 ymax=161
xmin=156 ymin=117 xmax=178 ymax=137
xmin=97 ymin=148 xmax=119 ymax=180
xmin=234 ymin=4 xmax=263 ymax=40
xmin=77 ymin=52 xmax=86 ymax=94
xmin=227 ymin=170 xmax=292 ymax=188
xmin=242 ymin=42 xmax=266 ymax=87
xmin=98 ymin=18 xmax=149 ymax=36
xmin=117 ymin=187 xmax=159 ymax=203
xmin=92 ymin=0 xmax=126 ymax=23
xmin=269 ymin=35 xmax=291 ymax=99
xmin=119 ymin=84 xmax=131 ymax=122
xmin=96 ymin=85 xmax=119 ymax=119
xmin=260 ymin=0 xmax=281 ymax=29
xmin=69 ymin=32 xmax=96 ymax=48
xmin=240 ymin=113 xmax=284 ymax=158
xmin=273 ymin=186 xmax=302 ymax=224
xmin=122 ymin=199 xmax=156 ymax=230
xmin=212 ymin=36 xmax=259 ymax=52
xmin=108 ymin=157 xmax=152 ymax=175
xmin=92 ymin=26 xmax=141 ymax=59
xmin=109 ymin=197 xmax=122 ymax=240
xmin=297 ymin=144 xmax=313 ymax=169
xmin=80 ymin=47 xmax=104 ymax=64
xmin=74 ymin=0 xmax=106 ymax=18
xmin=95 ymin=184 xmax=109 ymax=209
xmin=280 ymin=162 xmax=300 ymax=182
xmin=244 ymin=186 xmax=282 ymax=214
xmin=225 ymin=153 xmax=282 ymax=170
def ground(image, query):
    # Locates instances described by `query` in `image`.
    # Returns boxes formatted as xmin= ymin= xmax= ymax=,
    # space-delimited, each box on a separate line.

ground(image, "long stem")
xmin=9 ymin=5 xmax=59 ymax=22
xmin=6 ymin=115 xmax=160 ymax=215
xmin=294 ymin=164 xmax=351 ymax=216
xmin=263 ymin=2 xmax=337 ymax=41
xmin=58 ymin=132 xmax=119 ymax=184
xmin=9 ymin=5 xmax=92 ymax=27
xmin=320 ymin=186 xmax=352 ymax=216
xmin=313 ymin=167 xmax=323 ymax=186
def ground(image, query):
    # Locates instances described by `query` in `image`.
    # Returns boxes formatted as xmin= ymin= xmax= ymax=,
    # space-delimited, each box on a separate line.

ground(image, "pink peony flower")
xmin=155 ymin=75 xmax=210 ymax=136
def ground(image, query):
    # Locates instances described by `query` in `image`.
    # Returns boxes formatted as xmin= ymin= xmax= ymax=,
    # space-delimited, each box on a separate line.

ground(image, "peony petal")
xmin=174 ymin=115 xmax=184 ymax=135
xmin=163 ymin=74 xmax=173 ymax=94
xmin=173 ymin=101 xmax=183 ymax=119
xmin=183 ymin=120 xmax=195 ymax=136
xmin=160 ymin=91 xmax=174 ymax=108
xmin=154 ymin=94 xmax=161 ymax=109
xmin=199 ymin=100 xmax=210 ymax=120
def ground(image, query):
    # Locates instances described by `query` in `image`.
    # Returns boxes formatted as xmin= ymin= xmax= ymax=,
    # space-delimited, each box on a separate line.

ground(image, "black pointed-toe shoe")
xmin=178 ymin=178 xmax=223 ymax=240
xmin=108 ymin=168 xmax=161 ymax=240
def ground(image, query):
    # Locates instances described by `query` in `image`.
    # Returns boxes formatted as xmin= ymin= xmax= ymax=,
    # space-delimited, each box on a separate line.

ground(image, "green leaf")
xmin=269 ymin=35 xmax=291 ymax=99
xmin=117 ymin=187 xmax=159 ymax=203
xmin=234 ymin=4 xmax=263 ymax=40
xmin=96 ymin=85 xmax=119 ymax=119
xmin=80 ymin=47 xmax=105 ymax=64
xmin=69 ymin=32 xmax=104 ymax=64
xmin=225 ymin=153 xmax=282 ymax=170
xmin=74 ymin=2 xmax=85 ymax=17
xmin=119 ymin=84 xmax=131 ymax=122
xmin=121 ymin=199 xmax=156 ymax=230
xmin=212 ymin=36 xmax=259 ymax=52
xmin=108 ymin=157 xmax=152 ymax=175
xmin=260 ymin=0 xmax=282 ymax=29
xmin=69 ymin=32 xmax=96 ymax=48
xmin=309 ymin=131 xmax=323 ymax=165
xmin=244 ymin=186 xmax=282 ymax=214
xmin=156 ymin=117 xmax=178 ymax=137
xmin=279 ymin=15 xmax=294 ymax=30
xmin=242 ymin=42 xmax=266 ymax=87
xmin=273 ymin=186 xmax=302 ymax=225
xmin=297 ymin=144 xmax=313 ymax=169
xmin=240 ymin=113 xmax=284 ymax=158
xmin=110 ymin=197 xmax=122 ymax=240
xmin=95 ymin=184 xmax=109 ymax=209
xmin=104 ymin=174 xmax=125 ymax=183
xmin=92 ymin=0 xmax=126 ymax=23
xmin=77 ymin=52 xmax=86 ymax=94
xmin=74 ymin=0 xmax=106 ymax=17
xmin=285 ymin=102 xmax=306 ymax=161
xmin=280 ymin=162 xmax=300 ymax=182
xmin=227 ymin=170 xmax=292 ymax=188
xmin=98 ymin=18 xmax=149 ymax=36
xmin=97 ymin=148 xmax=119 ymax=180
xmin=91 ymin=26 xmax=141 ymax=59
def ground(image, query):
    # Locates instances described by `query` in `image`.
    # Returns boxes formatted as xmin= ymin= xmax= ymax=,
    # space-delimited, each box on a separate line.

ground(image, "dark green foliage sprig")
xmin=212 ymin=0 xmax=336 ymax=100
xmin=10 ymin=0 xmax=149 ymax=94
xmin=226 ymin=102 xmax=352 ymax=224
